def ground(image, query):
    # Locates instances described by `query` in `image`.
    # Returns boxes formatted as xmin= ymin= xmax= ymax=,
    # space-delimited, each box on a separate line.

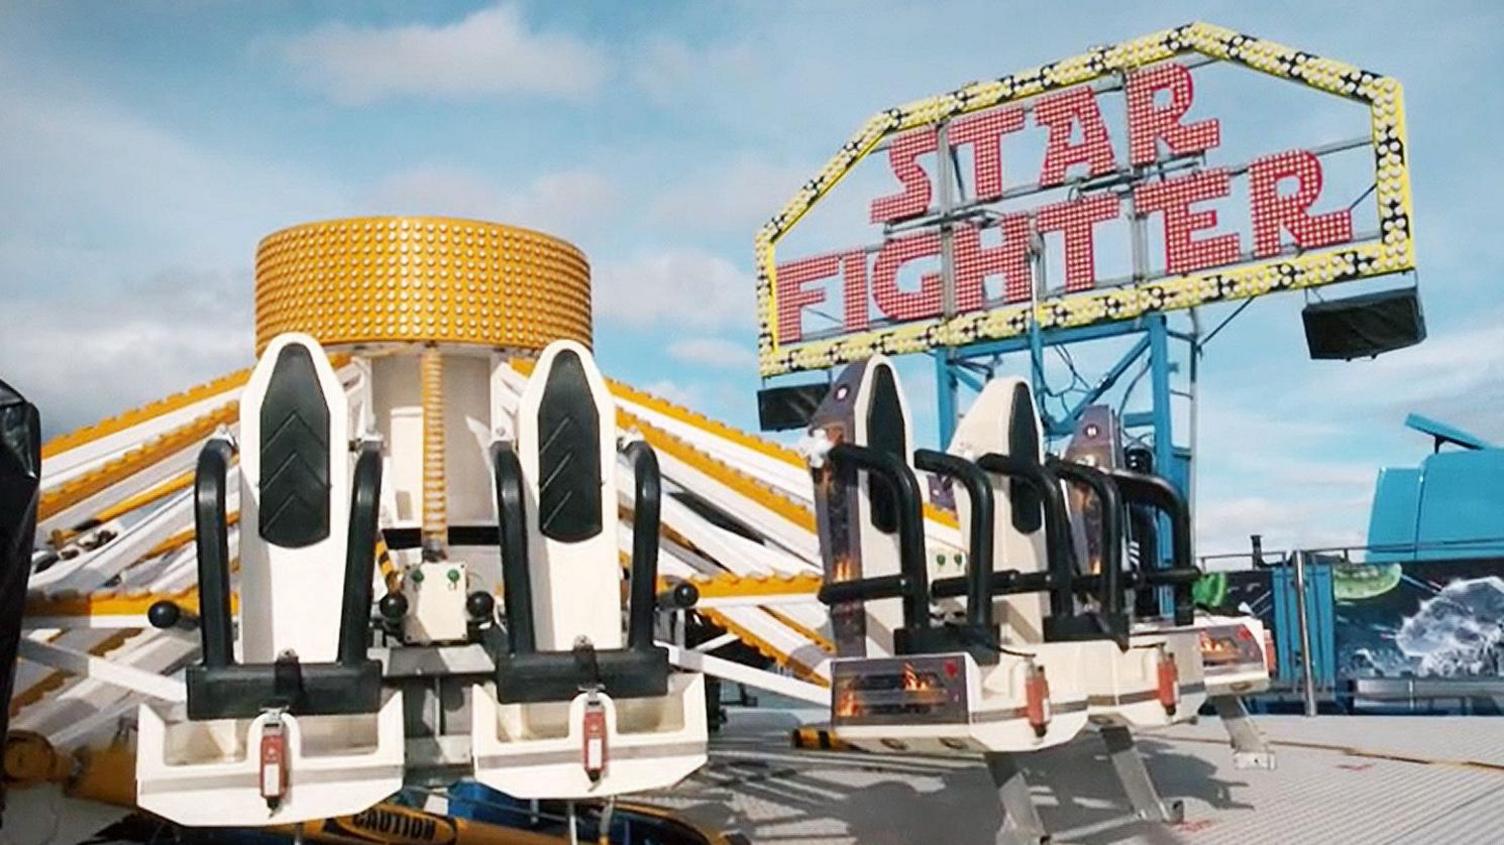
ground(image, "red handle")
xmin=582 ymin=700 xmax=608 ymax=782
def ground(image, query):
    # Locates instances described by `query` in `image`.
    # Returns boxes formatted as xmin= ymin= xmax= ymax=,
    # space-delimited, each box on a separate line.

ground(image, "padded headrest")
xmin=532 ymin=346 xmax=603 ymax=543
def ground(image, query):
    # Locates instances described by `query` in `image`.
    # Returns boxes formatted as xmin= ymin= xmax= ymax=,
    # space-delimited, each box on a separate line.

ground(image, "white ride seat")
xmin=950 ymin=379 xmax=1205 ymax=730
xmin=136 ymin=333 xmax=404 ymax=826
xmin=471 ymin=340 xmax=706 ymax=799
xmin=809 ymin=356 xmax=1090 ymax=754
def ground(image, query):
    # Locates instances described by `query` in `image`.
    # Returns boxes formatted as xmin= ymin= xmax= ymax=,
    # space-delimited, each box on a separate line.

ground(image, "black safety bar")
xmin=975 ymin=454 xmax=1077 ymax=619
xmin=931 ymin=568 xmax=1055 ymax=598
xmin=337 ymin=440 xmax=383 ymax=666
xmin=816 ymin=443 xmax=930 ymax=633
xmin=913 ymin=449 xmax=994 ymax=631
xmin=1046 ymin=457 xmax=1124 ymax=619
xmin=818 ymin=573 xmax=910 ymax=606
xmin=1107 ymin=468 xmax=1197 ymax=625
xmin=491 ymin=441 xmax=536 ymax=655
xmin=193 ymin=437 xmax=236 ymax=670
xmin=624 ymin=440 xmax=662 ymax=651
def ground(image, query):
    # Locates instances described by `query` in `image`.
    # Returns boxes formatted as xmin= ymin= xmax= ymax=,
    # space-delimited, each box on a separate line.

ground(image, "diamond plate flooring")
xmin=640 ymin=709 xmax=1504 ymax=844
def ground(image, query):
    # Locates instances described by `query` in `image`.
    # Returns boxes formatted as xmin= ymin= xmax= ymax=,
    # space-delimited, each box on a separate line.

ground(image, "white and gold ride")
xmin=128 ymin=218 xmax=707 ymax=826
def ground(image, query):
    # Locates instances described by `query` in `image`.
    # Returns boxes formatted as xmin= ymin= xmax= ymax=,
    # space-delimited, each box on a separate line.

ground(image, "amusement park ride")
xmin=0 ymin=19 xmax=1450 ymax=845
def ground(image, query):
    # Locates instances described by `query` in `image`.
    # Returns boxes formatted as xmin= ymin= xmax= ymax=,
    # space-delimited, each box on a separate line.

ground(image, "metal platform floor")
xmin=640 ymin=708 xmax=1504 ymax=844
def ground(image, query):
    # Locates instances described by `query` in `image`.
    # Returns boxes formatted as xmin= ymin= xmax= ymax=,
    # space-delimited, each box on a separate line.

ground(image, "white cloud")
xmin=667 ymin=337 xmax=755 ymax=369
xmin=3 ymin=269 xmax=254 ymax=438
xmin=363 ymin=164 xmax=617 ymax=245
xmin=279 ymin=4 xmax=606 ymax=105
xmin=0 ymin=83 xmax=343 ymax=273
xmin=1299 ymin=315 xmax=1504 ymax=440
xmin=1196 ymin=493 xmax=1370 ymax=563
xmin=642 ymin=379 xmax=702 ymax=409
xmin=0 ymin=79 xmax=344 ymax=437
xmin=647 ymin=154 xmax=811 ymax=236
xmin=592 ymin=248 xmax=755 ymax=331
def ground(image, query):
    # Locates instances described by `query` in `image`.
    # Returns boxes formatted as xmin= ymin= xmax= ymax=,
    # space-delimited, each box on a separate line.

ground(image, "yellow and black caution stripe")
xmin=791 ymin=725 xmax=856 ymax=752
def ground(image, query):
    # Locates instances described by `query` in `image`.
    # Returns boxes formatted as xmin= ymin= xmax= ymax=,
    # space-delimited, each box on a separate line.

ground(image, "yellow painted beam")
xmin=39 ymin=403 xmax=239 ymax=521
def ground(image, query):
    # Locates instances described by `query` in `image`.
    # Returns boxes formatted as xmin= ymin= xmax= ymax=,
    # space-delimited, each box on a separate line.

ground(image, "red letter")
xmin=1135 ymin=169 xmax=1240 ymax=275
xmin=1035 ymin=87 xmax=1117 ymax=187
xmin=871 ymin=232 xmax=943 ymax=320
xmin=1036 ymin=195 xmax=1121 ymax=292
xmin=949 ymin=107 xmax=1025 ymax=202
xmin=774 ymin=253 xmax=840 ymax=341
xmin=1248 ymin=149 xmax=1353 ymax=257
xmin=956 ymin=216 xmax=1033 ymax=306
xmin=1126 ymin=63 xmax=1221 ymax=166
xmin=839 ymin=251 xmax=870 ymax=332
xmin=870 ymin=129 xmax=937 ymax=223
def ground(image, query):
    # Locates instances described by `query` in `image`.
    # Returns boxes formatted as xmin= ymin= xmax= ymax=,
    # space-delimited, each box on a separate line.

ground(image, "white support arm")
xmin=662 ymin=642 xmax=829 ymax=706
xmin=17 ymin=638 xmax=187 ymax=704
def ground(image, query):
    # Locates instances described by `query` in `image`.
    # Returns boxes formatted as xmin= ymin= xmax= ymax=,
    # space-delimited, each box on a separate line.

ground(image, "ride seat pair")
xmin=807 ymin=356 xmax=1204 ymax=754
xmin=137 ymin=335 xmax=705 ymax=827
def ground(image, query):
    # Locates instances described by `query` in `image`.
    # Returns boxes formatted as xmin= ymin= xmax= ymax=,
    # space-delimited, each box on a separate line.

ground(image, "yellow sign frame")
xmin=755 ymin=21 xmax=1414 ymax=377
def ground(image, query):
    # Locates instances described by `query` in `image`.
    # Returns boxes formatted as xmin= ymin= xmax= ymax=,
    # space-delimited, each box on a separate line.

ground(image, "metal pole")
xmin=935 ymin=349 xmax=958 ymax=448
xmin=1293 ymin=550 xmax=1318 ymax=717
xmin=936 ymin=122 xmax=958 ymax=319
xmin=1187 ymin=308 xmax=1201 ymax=564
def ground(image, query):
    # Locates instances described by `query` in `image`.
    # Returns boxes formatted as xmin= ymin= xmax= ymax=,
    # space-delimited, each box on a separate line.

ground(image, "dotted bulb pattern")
xmin=255 ymin=216 xmax=592 ymax=353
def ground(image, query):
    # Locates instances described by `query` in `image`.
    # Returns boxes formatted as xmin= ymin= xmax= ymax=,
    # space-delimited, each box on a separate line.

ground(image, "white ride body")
xmin=820 ymin=358 xmax=1089 ymax=754
xmin=135 ymin=696 xmax=405 ymax=826
xmin=472 ymin=674 xmax=707 ymax=799
xmin=1138 ymin=613 xmax=1273 ymax=697
xmin=950 ymin=377 xmax=1203 ymax=730
xmin=832 ymin=646 xmax=1091 ymax=754
xmin=136 ymin=333 xmax=404 ymax=826
xmin=471 ymin=340 xmax=707 ymax=799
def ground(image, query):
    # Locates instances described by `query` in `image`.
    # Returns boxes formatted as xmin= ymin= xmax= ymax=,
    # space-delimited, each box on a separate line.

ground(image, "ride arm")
xmin=975 ymin=453 xmax=1077 ymax=620
xmin=912 ymin=448 xmax=994 ymax=631
xmin=814 ymin=443 xmax=931 ymax=634
xmin=336 ymin=439 xmax=383 ymax=666
xmin=623 ymin=440 xmax=664 ymax=651
xmin=490 ymin=441 xmax=536 ymax=655
xmin=1107 ymin=468 xmax=1198 ymax=625
xmin=193 ymin=436 xmax=236 ymax=670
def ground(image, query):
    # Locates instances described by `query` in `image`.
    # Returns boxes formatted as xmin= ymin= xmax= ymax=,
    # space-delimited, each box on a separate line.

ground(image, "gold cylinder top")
xmin=254 ymin=216 xmax=591 ymax=353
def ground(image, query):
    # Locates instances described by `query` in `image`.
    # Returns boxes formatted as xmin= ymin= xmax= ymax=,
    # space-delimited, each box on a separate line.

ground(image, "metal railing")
xmin=1199 ymin=536 xmax=1504 ymax=717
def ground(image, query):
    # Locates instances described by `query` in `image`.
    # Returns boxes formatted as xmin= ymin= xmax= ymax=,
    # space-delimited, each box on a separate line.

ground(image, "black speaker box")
xmin=756 ymin=382 xmax=829 ymax=431
xmin=1301 ymin=287 xmax=1425 ymax=360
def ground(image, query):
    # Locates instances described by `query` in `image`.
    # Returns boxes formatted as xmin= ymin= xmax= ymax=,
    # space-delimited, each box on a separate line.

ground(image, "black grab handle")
xmin=817 ymin=573 xmax=910 ymax=606
xmin=624 ymin=440 xmax=662 ymax=651
xmin=819 ymin=443 xmax=930 ymax=632
xmin=975 ymin=454 xmax=1077 ymax=620
xmin=1046 ymin=457 xmax=1124 ymax=619
xmin=193 ymin=437 xmax=236 ymax=670
xmin=913 ymin=449 xmax=995 ymax=631
xmin=1107 ymin=468 xmax=1197 ymax=626
xmin=491 ymin=442 xmax=536 ymax=655
xmin=337 ymin=440 xmax=383 ymax=666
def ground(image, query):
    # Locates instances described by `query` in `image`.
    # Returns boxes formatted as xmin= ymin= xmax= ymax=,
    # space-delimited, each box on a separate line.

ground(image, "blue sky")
xmin=2 ymin=1 xmax=1501 ymax=555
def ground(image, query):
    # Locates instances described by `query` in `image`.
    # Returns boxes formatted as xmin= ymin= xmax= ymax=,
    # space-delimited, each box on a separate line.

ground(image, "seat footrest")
xmin=494 ymin=647 xmax=669 ymax=704
xmin=186 ymin=659 xmax=382 ymax=720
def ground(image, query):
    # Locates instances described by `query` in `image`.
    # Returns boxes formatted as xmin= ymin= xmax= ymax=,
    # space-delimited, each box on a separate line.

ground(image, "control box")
xmin=402 ymin=561 xmax=470 ymax=644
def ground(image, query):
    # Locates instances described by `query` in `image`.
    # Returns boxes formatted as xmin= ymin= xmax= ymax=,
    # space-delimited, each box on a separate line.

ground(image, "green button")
xmin=410 ymin=569 xmax=424 ymax=583
xmin=447 ymin=568 xmax=461 ymax=584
